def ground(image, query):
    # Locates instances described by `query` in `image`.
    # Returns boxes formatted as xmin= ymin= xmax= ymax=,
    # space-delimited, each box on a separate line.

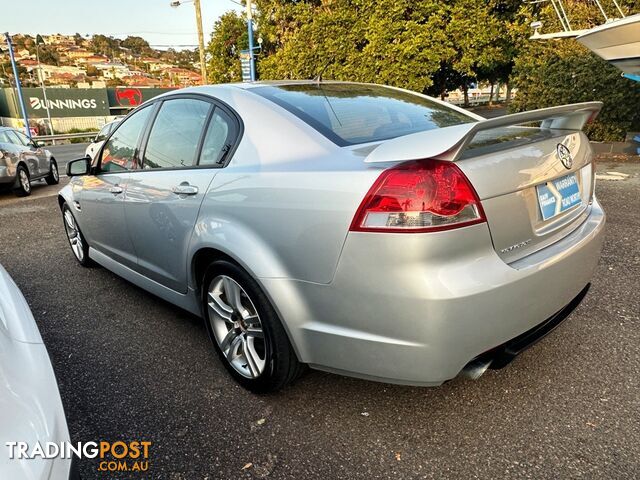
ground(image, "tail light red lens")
xmin=350 ymin=160 xmax=486 ymax=233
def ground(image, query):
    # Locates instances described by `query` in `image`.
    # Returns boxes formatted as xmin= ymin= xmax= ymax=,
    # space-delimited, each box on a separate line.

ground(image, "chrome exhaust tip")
xmin=461 ymin=358 xmax=493 ymax=380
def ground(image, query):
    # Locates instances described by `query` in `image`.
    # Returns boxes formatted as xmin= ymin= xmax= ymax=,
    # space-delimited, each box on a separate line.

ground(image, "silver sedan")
xmin=0 ymin=127 xmax=59 ymax=196
xmin=59 ymin=81 xmax=605 ymax=392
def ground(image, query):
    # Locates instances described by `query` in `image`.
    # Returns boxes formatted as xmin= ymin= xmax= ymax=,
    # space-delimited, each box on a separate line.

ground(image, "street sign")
xmin=240 ymin=50 xmax=251 ymax=83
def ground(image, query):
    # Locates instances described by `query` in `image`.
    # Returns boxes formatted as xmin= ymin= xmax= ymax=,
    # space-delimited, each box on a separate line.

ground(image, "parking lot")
xmin=0 ymin=149 xmax=638 ymax=479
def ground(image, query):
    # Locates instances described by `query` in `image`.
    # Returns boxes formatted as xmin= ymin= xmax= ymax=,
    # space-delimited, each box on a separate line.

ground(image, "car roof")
xmin=229 ymin=80 xmax=378 ymax=90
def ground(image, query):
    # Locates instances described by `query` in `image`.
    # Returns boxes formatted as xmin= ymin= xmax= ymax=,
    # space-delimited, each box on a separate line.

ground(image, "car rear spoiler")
xmin=364 ymin=101 xmax=603 ymax=164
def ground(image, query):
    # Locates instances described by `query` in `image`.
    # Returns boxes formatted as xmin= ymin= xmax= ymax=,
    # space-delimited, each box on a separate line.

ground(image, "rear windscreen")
xmin=251 ymin=83 xmax=475 ymax=146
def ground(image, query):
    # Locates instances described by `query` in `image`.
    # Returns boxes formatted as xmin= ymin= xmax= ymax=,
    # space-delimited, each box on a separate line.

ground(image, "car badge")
xmin=556 ymin=144 xmax=573 ymax=170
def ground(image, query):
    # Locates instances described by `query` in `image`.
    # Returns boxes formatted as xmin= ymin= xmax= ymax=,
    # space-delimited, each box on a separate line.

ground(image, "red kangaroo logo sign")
xmin=115 ymin=88 xmax=143 ymax=107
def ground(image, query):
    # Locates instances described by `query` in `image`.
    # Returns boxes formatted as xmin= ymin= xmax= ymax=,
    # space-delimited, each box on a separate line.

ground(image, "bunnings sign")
xmin=0 ymin=87 xmax=178 ymax=119
xmin=0 ymin=88 xmax=109 ymax=118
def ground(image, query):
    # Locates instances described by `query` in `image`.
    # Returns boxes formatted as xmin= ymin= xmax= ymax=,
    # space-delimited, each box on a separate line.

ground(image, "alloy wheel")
xmin=52 ymin=162 xmax=59 ymax=181
xmin=63 ymin=209 xmax=84 ymax=262
xmin=19 ymin=169 xmax=30 ymax=193
xmin=207 ymin=275 xmax=266 ymax=379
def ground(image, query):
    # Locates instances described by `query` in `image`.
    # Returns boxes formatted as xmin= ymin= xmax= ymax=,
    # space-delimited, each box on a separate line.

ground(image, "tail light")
xmin=350 ymin=160 xmax=486 ymax=233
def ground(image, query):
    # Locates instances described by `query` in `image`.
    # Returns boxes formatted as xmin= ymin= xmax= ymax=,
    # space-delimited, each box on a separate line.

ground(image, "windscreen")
xmin=251 ymin=83 xmax=476 ymax=146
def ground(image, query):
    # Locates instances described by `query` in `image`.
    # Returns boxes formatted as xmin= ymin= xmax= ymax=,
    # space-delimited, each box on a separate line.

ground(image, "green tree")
xmin=205 ymin=0 xmax=640 ymax=140
xmin=255 ymin=0 xmax=453 ymax=92
xmin=512 ymin=40 xmax=640 ymax=141
xmin=121 ymin=36 xmax=152 ymax=55
xmin=206 ymin=11 xmax=248 ymax=83
xmin=37 ymin=45 xmax=60 ymax=66
xmin=91 ymin=35 xmax=121 ymax=57
xmin=86 ymin=65 xmax=99 ymax=77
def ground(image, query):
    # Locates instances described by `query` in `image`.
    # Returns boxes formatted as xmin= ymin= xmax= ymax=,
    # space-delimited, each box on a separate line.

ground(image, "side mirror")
xmin=31 ymin=140 xmax=41 ymax=149
xmin=67 ymin=157 xmax=91 ymax=177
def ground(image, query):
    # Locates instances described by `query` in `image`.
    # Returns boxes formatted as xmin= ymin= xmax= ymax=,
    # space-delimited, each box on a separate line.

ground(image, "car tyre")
xmin=13 ymin=165 xmax=31 ymax=197
xmin=45 ymin=158 xmax=59 ymax=185
xmin=62 ymin=203 xmax=95 ymax=267
xmin=202 ymin=260 xmax=305 ymax=393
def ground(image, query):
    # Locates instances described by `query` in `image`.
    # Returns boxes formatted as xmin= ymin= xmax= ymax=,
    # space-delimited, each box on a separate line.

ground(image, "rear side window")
xmin=143 ymin=98 xmax=211 ymax=169
xmin=0 ymin=131 xmax=12 ymax=144
xmin=199 ymin=109 xmax=236 ymax=166
xmin=251 ymin=83 xmax=475 ymax=146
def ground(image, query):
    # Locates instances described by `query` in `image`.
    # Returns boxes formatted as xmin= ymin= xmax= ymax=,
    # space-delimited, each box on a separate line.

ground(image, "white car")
xmin=85 ymin=120 xmax=120 ymax=159
xmin=0 ymin=263 xmax=76 ymax=479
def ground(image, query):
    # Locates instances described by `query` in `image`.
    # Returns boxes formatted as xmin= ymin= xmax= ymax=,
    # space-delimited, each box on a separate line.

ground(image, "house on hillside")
xmin=165 ymin=67 xmax=201 ymax=86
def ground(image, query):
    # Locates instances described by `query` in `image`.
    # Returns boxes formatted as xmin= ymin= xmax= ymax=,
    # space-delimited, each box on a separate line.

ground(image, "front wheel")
xmin=13 ymin=165 xmax=31 ymax=197
xmin=202 ymin=260 xmax=305 ymax=393
xmin=62 ymin=203 xmax=94 ymax=267
xmin=45 ymin=158 xmax=59 ymax=185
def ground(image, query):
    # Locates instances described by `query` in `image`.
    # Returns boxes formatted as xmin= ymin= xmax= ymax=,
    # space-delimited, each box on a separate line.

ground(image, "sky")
xmin=2 ymin=0 xmax=241 ymax=50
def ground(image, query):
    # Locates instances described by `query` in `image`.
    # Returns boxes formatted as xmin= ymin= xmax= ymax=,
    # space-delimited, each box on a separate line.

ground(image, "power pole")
xmin=246 ymin=0 xmax=256 ymax=81
xmin=4 ymin=32 xmax=31 ymax=139
xmin=194 ymin=0 xmax=207 ymax=84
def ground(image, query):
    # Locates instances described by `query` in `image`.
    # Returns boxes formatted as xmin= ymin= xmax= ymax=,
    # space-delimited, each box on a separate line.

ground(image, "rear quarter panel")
xmin=187 ymin=87 xmax=382 ymax=284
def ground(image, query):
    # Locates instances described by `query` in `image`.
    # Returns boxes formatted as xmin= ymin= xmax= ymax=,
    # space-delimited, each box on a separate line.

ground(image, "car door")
xmin=6 ymin=130 xmax=46 ymax=178
xmin=79 ymin=105 xmax=153 ymax=269
xmin=124 ymin=95 xmax=239 ymax=293
xmin=0 ymin=131 xmax=20 ymax=179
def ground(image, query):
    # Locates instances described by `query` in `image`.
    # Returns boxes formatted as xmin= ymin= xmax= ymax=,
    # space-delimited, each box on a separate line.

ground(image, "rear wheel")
xmin=13 ymin=165 xmax=31 ymax=197
xmin=45 ymin=158 xmax=59 ymax=185
xmin=202 ymin=260 xmax=305 ymax=393
xmin=62 ymin=203 xmax=94 ymax=267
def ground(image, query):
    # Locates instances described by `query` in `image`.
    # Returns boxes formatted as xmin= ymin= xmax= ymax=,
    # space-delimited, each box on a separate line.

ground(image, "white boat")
xmin=529 ymin=1 xmax=640 ymax=81
xmin=577 ymin=14 xmax=640 ymax=77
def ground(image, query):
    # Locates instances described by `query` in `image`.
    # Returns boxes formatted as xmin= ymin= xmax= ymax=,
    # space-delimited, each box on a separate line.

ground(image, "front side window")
xmin=251 ymin=83 xmax=476 ymax=146
xmin=143 ymin=98 xmax=211 ymax=169
xmin=8 ymin=130 xmax=30 ymax=147
xmin=199 ymin=109 xmax=235 ymax=166
xmin=0 ymin=131 xmax=12 ymax=144
xmin=100 ymin=107 xmax=152 ymax=172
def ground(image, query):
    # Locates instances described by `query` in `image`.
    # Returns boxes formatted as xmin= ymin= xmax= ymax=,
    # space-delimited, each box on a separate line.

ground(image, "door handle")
xmin=109 ymin=185 xmax=123 ymax=195
xmin=172 ymin=184 xmax=199 ymax=196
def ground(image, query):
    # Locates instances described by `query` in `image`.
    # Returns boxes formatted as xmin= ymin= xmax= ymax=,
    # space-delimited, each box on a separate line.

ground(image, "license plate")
xmin=536 ymin=173 xmax=581 ymax=221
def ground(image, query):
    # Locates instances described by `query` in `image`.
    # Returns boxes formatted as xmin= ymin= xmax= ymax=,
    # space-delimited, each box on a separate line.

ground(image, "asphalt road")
xmin=48 ymin=142 xmax=90 ymax=173
xmin=0 ymin=160 xmax=638 ymax=479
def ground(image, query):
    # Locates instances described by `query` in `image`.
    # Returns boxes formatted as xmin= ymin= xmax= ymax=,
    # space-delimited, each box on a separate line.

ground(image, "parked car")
xmin=85 ymin=120 xmax=120 ymax=160
xmin=0 ymin=127 xmax=59 ymax=196
xmin=59 ymin=81 xmax=605 ymax=392
xmin=0 ymin=263 xmax=77 ymax=479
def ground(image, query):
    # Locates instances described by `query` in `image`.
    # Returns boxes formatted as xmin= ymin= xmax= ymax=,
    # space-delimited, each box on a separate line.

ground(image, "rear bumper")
xmin=466 ymin=282 xmax=590 ymax=372
xmin=262 ymin=197 xmax=605 ymax=386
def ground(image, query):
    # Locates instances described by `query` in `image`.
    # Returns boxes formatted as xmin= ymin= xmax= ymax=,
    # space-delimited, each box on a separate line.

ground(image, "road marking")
xmin=596 ymin=172 xmax=630 ymax=181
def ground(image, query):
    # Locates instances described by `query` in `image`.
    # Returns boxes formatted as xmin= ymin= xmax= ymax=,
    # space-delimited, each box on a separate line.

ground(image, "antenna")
xmin=312 ymin=56 xmax=336 ymax=85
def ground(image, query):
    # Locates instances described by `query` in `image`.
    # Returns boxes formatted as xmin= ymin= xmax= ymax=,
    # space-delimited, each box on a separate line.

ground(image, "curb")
xmin=591 ymin=132 xmax=640 ymax=155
